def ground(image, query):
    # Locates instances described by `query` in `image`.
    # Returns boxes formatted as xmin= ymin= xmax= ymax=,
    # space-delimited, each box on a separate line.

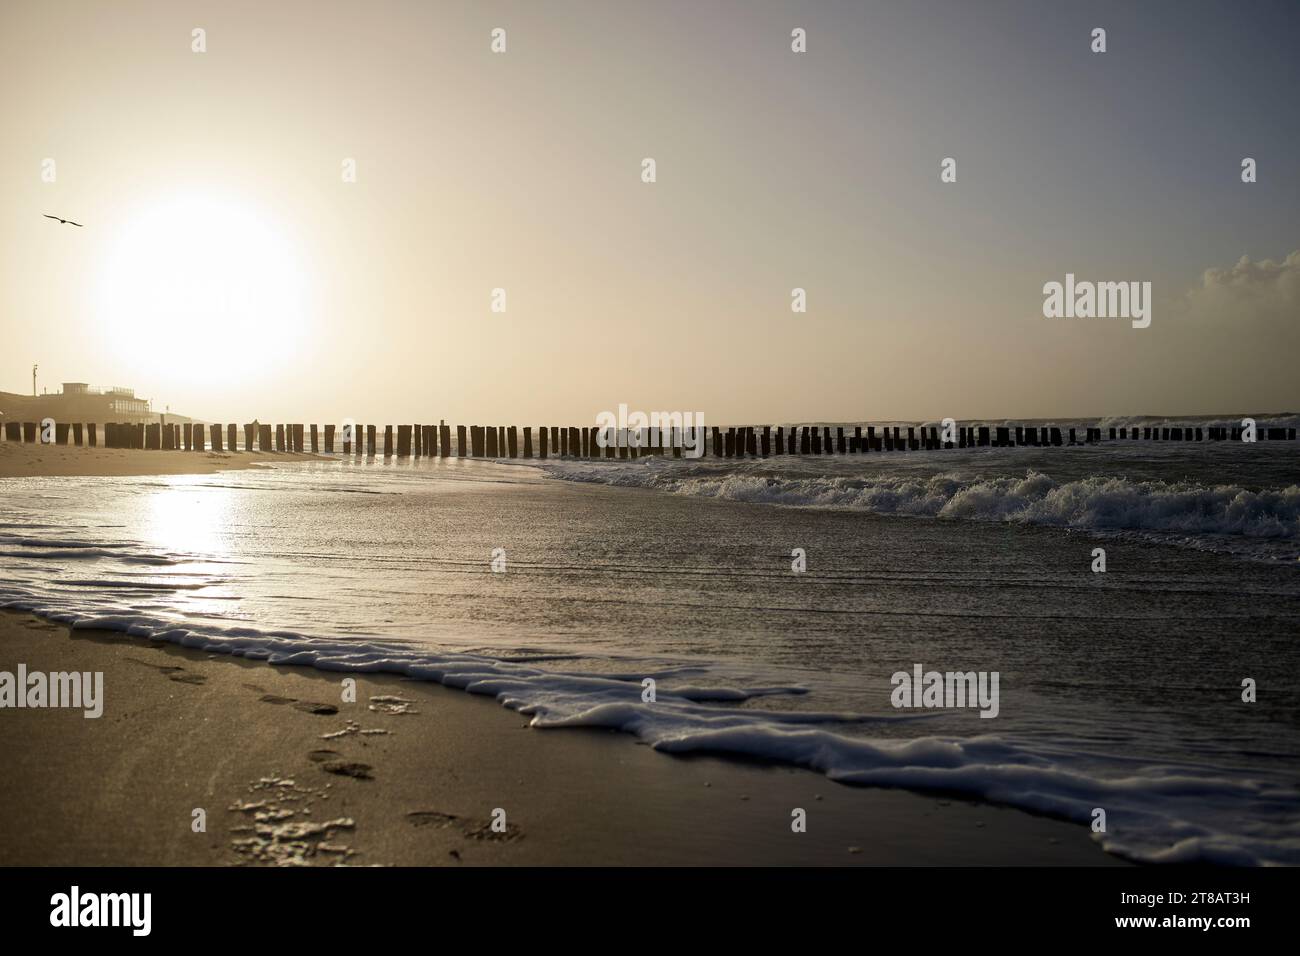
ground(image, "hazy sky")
xmin=2 ymin=0 xmax=1297 ymax=424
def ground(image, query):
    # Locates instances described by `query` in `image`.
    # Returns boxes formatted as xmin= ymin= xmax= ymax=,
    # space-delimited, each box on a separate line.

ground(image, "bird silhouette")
xmin=44 ymin=214 xmax=84 ymax=227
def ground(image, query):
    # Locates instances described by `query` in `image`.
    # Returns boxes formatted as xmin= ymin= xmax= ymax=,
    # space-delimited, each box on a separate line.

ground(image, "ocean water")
xmin=2 ymin=434 xmax=1298 ymax=864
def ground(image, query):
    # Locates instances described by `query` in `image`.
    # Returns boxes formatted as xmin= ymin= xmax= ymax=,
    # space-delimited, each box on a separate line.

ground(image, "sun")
xmin=97 ymin=193 xmax=309 ymax=382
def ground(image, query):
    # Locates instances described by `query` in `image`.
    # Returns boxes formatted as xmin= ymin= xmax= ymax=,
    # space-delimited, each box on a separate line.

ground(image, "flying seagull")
xmin=44 ymin=214 xmax=84 ymax=227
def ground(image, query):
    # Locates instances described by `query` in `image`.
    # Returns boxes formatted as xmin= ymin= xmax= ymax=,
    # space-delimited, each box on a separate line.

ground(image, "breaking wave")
xmin=546 ymin=463 xmax=1300 ymax=560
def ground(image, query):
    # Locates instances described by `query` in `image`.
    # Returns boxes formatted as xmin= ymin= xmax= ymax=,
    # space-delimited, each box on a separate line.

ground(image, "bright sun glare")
xmin=98 ymin=194 xmax=308 ymax=381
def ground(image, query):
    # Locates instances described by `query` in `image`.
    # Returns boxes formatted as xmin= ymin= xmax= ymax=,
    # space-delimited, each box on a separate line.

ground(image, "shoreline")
xmin=0 ymin=442 xmax=321 ymax=479
xmin=0 ymin=610 xmax=1120 ymax=866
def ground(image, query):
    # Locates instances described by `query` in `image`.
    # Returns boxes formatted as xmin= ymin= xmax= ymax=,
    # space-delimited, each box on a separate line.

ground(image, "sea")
xmin=2 ymin=415 xmax=1298 ymax=865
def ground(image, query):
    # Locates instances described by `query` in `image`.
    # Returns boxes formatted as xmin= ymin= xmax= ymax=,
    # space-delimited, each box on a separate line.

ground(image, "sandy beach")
xmin=0 ymin=440 xmax=314 ymax=479
xmin=0 ymin=608 xmax=1117 ymax=866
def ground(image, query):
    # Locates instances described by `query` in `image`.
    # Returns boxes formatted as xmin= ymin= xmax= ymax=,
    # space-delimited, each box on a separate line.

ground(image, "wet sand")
xmin=0 ymin=611 xmax=1120 ymax=866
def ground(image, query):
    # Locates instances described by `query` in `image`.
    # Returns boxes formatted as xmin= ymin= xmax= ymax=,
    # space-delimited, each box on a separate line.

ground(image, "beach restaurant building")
xmin=0 ymin=382 xmax=175 ymax=425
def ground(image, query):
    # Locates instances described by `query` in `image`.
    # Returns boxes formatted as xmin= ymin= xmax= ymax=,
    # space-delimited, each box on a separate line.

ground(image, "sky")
xmin=1 ymin=0 xmax=1297 ymax=425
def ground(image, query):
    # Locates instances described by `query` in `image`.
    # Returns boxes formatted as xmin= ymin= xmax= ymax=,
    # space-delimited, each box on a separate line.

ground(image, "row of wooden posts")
xmin=2 ymin=419 xmax=1295 ymax=457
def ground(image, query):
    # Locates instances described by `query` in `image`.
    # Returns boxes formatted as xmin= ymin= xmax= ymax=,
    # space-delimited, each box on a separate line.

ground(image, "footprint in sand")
xmin=320 ymin=760 xmax=374 ymax=780
xmin=406 ymin=810 xmax=460 ymax=828
xmin=257 ymin=693 xmax=338 ymax=715
xmin=124 ymin=657 xmax=207 ymax=685
xmin=406 ymin=810 xmax=523 ymax=842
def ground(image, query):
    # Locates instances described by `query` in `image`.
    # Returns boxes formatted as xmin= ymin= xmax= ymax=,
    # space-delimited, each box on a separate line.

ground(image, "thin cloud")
xmin=1184 ymin=250 xmax=1300 ymax=324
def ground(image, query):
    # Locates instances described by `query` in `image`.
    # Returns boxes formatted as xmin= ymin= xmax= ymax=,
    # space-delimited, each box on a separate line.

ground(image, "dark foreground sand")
xmin=0 ymin=611 xmax=1121 ymax=866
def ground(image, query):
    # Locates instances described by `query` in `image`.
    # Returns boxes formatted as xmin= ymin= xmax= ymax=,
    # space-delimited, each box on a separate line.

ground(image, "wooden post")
xmin=183 ymin=423 xmax=193 ymax=450
xmin=146 ymin=423 xmax=161 ymax=450
xmin=761 ymin=426 xmax=771 ymax=457
xmin=324 ymin=425 xmax=335 ymax=453
xmin=274 ymin=424 xmax=284 ymax=452
xmin=397 ymin=424 xmax=412 ymax=457
xmin=413 ymin=424 xmax=422 ymax=457
xmin=539 ymin=426 xmax=548 ymax=459
xmin=523 ymin=427 xmax=533 ymax=458
xmin=485 ymin=426 xmax=498 ymax=457
xmin=559 ymin=427 xmax=568 ymax=457
xmin=508 ymin=426 xmax=519 ymax=458
xmin=87 ymin=423 xmax=97 ymax=447
xmin=310 ymin=424 xmax=319 ymax=453
xmin=193 ymin=423 xmax=206 ymax=452
xmin=364 ymin=425 xmax=375 ymax=457
xmin=209 ymin=424 xmax=222 ymax=452
xmin=454 ymin=425 xmax=465 ymax=457
xmin=800 ymin=426 xmax=811 ymax=454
